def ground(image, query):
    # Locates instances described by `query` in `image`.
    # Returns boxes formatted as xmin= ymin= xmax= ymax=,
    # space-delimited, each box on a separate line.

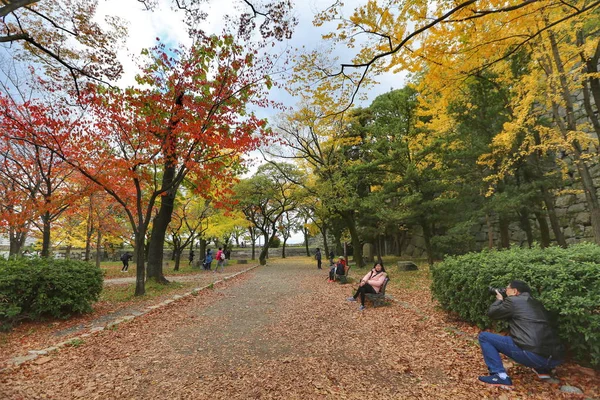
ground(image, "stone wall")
xmin=400 ymin=172 xmax=599 ymax=258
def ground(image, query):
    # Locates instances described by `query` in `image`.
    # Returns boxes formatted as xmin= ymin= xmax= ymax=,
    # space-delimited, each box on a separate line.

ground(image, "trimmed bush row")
xmin=0 ymin=258 xmax=103 ymax=330
xmin=431 ymin=243 xmax=600 ymax=367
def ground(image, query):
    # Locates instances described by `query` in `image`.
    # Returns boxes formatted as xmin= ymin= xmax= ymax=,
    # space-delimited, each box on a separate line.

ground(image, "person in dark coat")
xmin=120 ymin=252 xmax=133 ymax=272
xmin=315 ymin=248 xmax=322 ymax=270
xmin=477 ymin=280 xmax=564 ymax=387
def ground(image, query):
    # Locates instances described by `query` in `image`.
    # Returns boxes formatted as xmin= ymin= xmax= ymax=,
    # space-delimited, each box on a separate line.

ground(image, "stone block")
xmin=567 ymin=203 xmax=587 ymax=213
xmin=575 ymin=213 xmax=590 ymax=225
xmin=555 ymin=195 xmax=573 ymax=208
xmin=397 ymin=261 xmax=418 ymax=271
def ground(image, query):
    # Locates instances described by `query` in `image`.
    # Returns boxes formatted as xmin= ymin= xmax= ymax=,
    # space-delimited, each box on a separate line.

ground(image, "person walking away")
xmin=188 ymin=250 xmax=195 ymax=266
xmin=120 ymin=252 xmax=133 ymax=272
xmin=215 ymin=247 xmax=226 ymax=273
xmin=347 ymin=263 xmax=387 ymax=311
xmin=328 ymin=250 xmax=334 ymax=265
xmin=477 ymin=280 xmax=564 ymax=388
xmin=315 ymin=248 xmax=322 ymax=270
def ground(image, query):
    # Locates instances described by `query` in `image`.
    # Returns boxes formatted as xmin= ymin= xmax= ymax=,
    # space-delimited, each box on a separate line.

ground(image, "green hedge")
xmin=0 ymin=258 xmax=103 ymax=329
xmin=431 ymin=243 xmax=600 ymax=367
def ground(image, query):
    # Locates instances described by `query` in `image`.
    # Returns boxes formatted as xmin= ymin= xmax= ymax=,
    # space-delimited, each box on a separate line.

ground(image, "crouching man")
xmin=478 ymin=280 xmax=564 ymax=387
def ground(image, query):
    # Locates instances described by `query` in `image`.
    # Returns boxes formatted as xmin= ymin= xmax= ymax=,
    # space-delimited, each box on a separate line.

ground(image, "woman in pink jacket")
xmin=347 ymin=263 xmax=387 ymax=310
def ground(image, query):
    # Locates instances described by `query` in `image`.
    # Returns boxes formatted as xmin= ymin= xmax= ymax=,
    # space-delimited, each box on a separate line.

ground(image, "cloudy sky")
xmin=94 ymin=0 xmax=404 ymax=244
xmin=95 ymin=0 xmax=404 ymax=112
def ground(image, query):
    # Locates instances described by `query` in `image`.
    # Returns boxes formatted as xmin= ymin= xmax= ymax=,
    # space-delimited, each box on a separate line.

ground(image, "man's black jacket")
xmin=488 ymin=292 xmax=564 ymax=359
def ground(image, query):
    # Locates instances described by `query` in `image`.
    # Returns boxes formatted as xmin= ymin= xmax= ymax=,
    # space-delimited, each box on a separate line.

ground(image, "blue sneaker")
xmin=347 ymin=297 xmax=356 ymax=302
xmin=478 ymin=374 xmax=513 ymax=387
xmin=358 ymin=305 xmax=366 ymax=311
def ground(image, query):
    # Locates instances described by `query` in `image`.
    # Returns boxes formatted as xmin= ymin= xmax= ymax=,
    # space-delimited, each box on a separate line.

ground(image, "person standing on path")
xmin=120 ymin=252 xmax=133 ymax=272
xmin=315 ymin=248 xmax=322 ymax=270
xmin=203 ymin=249 xmax=213 ymax=270
xmin=328 ymin=250 xmax=334 ymax=265
xmin=188 ymin=250 xmax=195 ymax=266
xmin=215 ymin=247 xmax=226 ymax=273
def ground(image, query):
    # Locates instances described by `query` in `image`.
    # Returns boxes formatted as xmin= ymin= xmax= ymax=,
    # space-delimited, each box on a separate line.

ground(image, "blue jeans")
xmin=478 ymin=332 xmax=562 ymax=375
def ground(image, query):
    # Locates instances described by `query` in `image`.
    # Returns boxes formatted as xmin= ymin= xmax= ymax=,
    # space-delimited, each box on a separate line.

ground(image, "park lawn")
xmin=99 ymin=280 xmax=196 ymax=303
xmin=101 ymin=261 xmax=202 ymax=279
xmin=101 ymin=259 xmax=246 ymax=279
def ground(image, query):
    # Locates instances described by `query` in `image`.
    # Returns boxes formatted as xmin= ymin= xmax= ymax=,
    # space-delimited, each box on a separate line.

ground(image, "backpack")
xmin=120 ymin=253 xmax=128 ymax=262
xmin=219 ymin=252 xmax=226 ymax=261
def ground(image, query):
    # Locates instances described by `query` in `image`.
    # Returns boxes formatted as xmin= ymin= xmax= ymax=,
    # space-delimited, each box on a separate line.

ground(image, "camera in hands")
xmin=488 ymin=287 xmax=507 ymax=296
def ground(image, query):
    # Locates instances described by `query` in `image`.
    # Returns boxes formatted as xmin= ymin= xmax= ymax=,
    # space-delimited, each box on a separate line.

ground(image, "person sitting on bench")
xmin=347 ymin=262 xmax=387 ymax=311
xmin=328 ymin=256 xmax=346 ymax=282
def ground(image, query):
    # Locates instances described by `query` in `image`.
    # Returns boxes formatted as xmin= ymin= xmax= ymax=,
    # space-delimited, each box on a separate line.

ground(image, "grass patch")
xmin=100 ymin=260 xmax=243 ymax=279
xmin=99 ymin=280 xmax=194 ymax=303
xmin=347 ymin=256 xmax=431 ymax=291
xmin=67 ymin=338 xmax=85 ymax=347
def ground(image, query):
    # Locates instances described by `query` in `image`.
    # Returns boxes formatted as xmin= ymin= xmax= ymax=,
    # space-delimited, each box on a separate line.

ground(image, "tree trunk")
xmin=498 ymin=214 xmax=510 ymax=249
xmin=518 ymin=208 xmax=534 ymax=248
xmin=85 ymin=200 xmax=94 ymax=261
xmin=320 ymin=225 xmax=329 ymax=258
xmin=303 ymin=226 xmax=309 ymax=256
xmin=146 ymin=164 xmax=177 ymax=283
xmin=486 ymin=213 xmax=494 ymax=249
xmin=95 ymin=230 xmax=102 ymax=269
xmin=84 ymin=227 xmax=93 ymax=261
xmin=534 ymin=210 xmax=551 ymax=248
xmin=9 ymin=226 xmax=27 ymax=257
xmin=343 ymin=211 xmax=363 ymax=268
xmin=134 ymin=227 xmax=146 ymax=296
xmin=334 ymin=237 xmax=343 ymax=256
xmin=258 ymin=232 xmax=272 ymax=265
xmin=41 ymin=211 xmax=51 ymax=257
xmin=281 ymin=239 xmax=287 ymax=258
xmin=420 ymin=218 xmax=434 ymax=267
xmin=174 ymin=249 xmax=181 ymax=271
xmin=541 ymin=187 xmax=567 ymax=248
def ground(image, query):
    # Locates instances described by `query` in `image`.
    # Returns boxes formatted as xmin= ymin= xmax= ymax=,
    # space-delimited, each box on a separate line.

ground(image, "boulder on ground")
xmin=397 ymin=261 xmax=418 ymax=271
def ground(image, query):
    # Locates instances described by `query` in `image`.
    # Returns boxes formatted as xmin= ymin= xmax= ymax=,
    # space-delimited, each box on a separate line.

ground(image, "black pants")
xmin=121 ymin=261 xmax=129 ymax=271
xmin=353 ymin=283 xmax=377 ymax=305
xmin=317 ymin=259 xmax=322 ymax=269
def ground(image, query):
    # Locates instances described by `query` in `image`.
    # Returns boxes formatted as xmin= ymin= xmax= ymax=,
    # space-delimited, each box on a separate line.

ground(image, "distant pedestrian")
xmin=203 ymin=249 xmax=213 ymax=270
xmin=188 ymin=250 xmax=195 ymax=266
xmin=120 ymin=252 xmax=133 ymax=272
xmin=215 ymin=247 xmax=226 ymax=273
xmin=328 ymin=250 xmax=334 ymax=264
xmin=315 ymin=248 xmax=322 ymax=270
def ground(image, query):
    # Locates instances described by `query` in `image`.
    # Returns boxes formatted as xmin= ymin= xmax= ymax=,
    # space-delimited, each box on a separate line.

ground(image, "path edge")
xmin=0 ymin=264 xmax=261 ymax=374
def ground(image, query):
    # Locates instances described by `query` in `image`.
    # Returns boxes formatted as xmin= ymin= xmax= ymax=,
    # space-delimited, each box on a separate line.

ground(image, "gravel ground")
xmin=0 ymin=258 xmax=595 ymax=399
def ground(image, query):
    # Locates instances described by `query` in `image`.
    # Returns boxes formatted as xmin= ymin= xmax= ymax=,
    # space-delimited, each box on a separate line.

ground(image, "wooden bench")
xmin=365 ymin=277 xmax=390 ymax=307
xmin=336 ymin=265 xmax=351 ymax=284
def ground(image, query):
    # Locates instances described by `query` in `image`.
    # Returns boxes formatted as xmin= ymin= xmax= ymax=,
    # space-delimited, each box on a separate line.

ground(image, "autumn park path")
xmin=0 ymin=258 xmax=594 ymax=399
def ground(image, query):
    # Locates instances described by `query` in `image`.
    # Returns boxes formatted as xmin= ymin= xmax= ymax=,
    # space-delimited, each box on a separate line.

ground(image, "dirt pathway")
xmin=0 ymin=258 xmax=591 ymax=399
